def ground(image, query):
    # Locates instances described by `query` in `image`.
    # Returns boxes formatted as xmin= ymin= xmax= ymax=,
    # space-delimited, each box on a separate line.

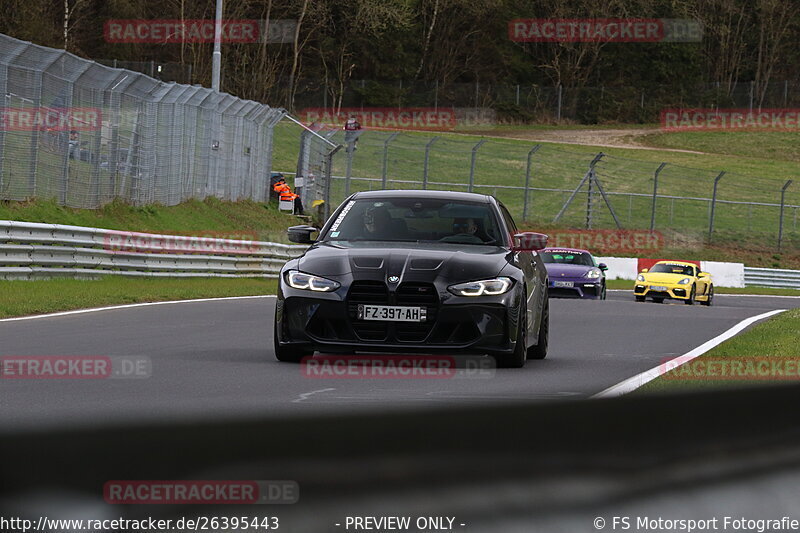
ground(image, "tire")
xmin=684 ymin=284 xmax=696 ymax=305
xmin=652 ymin=297 xmax=664 ymax=303
xmin=274 ymin=308 xmax=312 ymax=363
xmin=494 ymin=302 xmax=528 ymax=368
xmin=527 ymin=296 xmax=549 ymax=360
xmin=701 ymin=285 xmax=713 ymax=306
xmin=635 ymin=295 xmax=645 ymax=302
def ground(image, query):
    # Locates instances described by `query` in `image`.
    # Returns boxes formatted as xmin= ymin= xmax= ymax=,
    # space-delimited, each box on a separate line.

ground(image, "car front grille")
xmin=347 ymin=280 xmax=390 ymax=341
xmin=346 ymin=280 xmax=439 ymax=343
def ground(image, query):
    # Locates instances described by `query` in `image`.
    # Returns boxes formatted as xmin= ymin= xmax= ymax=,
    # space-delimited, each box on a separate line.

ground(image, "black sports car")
xmin=274 ymin=190 xmax=550 ymax=368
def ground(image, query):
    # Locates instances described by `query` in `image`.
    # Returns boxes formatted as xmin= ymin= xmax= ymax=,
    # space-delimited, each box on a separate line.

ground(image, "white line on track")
xmin=292 ymin=388 xmax=337 ymax=403
xmin=592 ymin=308 xmax=788 ymax=398
xmin=0 ymin=295 xmax=276 ymax=323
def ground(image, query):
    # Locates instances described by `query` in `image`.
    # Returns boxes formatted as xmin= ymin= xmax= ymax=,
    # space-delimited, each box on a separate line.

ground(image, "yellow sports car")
xmin=633 ymin=260 xmax=713 ymax=305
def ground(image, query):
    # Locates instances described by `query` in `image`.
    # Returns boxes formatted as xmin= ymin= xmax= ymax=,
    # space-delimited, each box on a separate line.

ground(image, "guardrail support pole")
xmin=381 ymin=132 xmax=399 ymax=189
xmin=651 ymin=162 xmax=667 ymax=231
xmin=708 ymin=171 xmax=726 ymax=242
xmin=468 ymin=140 xmax=487 ymax=193
xmin=422 ymin=136 xmax=439 ymax=190
xmin=522 ymin=145 xmax=541 ymax=222
xmin=778 ymin=179 xmax=793 ymax=251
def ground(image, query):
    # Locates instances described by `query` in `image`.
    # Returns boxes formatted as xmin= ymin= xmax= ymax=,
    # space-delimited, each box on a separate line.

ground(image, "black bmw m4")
xmin=274 ymin=190 xmax=550 ymax=368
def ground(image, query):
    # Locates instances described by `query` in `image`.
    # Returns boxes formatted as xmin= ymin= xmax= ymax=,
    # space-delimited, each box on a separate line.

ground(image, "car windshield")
xmin=650 ymin=263 xmax=695 ymax=276
xmin=540 ymin=250 xmax=595 ymax=266
xmin=323 ymin=198 xmax=502 ymax=245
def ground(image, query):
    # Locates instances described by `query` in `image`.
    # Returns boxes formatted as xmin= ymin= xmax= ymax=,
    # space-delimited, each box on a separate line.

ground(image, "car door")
xmin=497 ymin=202 xmax=542 ymax=339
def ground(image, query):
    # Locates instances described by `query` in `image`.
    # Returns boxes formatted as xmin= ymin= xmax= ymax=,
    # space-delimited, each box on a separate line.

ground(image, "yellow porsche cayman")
xmin=633 ymin=260 xmax=713 ymax=305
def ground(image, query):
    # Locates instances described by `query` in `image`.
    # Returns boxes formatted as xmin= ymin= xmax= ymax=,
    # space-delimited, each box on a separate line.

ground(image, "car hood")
xmin=296 ymin=241 xmax=510 ymax=283
xmin=544 ymin=263 xmax=595 ymax=278
xmin=643 ymin=272 xmax=690 ymax=283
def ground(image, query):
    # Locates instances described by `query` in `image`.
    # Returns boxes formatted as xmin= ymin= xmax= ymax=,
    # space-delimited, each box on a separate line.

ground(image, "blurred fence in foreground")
xmin=296 ymin=127 xmax=799 ymax=251
xmin=0 ymin=33 xmax=285 ymax=208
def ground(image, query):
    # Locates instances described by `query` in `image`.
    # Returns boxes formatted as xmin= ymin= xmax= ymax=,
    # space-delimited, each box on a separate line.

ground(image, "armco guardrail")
xmin=744 ymin=266 xmax=800 ymax=290
xmin=0 ymin=221 xmax=306 ymax=280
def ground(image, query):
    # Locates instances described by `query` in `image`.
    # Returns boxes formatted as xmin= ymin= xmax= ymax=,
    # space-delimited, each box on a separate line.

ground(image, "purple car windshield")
xmin=540 ymin=251 xmax=595 ymax=266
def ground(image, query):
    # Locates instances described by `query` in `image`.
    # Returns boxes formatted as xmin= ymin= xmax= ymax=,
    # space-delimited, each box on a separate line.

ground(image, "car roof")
xmin=654 ymin=260 xmax=697 ymax=267
xmin=351 ymin=189 xmax=493 ymax=203
xmin=543 ymin=247 xmax=592 ymax=255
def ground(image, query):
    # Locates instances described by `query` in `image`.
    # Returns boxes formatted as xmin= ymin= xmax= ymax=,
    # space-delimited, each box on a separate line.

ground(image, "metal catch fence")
xmin=0 ymin=33 xmax=285 ymax=209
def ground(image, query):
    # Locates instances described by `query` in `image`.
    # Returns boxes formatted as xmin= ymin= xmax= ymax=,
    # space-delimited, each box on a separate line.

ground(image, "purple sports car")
xmin=541 ymin=247 xmax=608 ymax=299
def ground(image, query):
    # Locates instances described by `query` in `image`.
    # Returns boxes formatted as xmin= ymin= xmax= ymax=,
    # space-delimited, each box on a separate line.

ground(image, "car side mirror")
xmin=598 ymin=263 xmax=608 ymax=271
xmin=640 ymin=268 xmax=649 ymax=273
xmin=698 ymin=271 xmax=710 ymax=278
xmin=512 ymin=232 xmax=548 ymax=252
xmin=287 ymin=225 xmax=318 ymax=244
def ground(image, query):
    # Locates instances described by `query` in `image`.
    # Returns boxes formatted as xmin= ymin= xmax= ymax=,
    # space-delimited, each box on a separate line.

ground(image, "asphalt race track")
xmin=1 ymin=292 xmax=798 ymax=430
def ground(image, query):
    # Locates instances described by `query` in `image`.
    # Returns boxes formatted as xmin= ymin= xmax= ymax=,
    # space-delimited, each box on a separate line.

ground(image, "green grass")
xmin=0 ymin=277 xmax=278 ymax=319
xmin=605 ymin=279 xmax=800 ymax=296
xmin=638 ymin=309 xmax=800 ymax=392
xmin=0 ymin=196 xmax=303 ymax=243
xmin=271 ymin=121 xmax=800 ymax=253
xmin=640 ymin=130 xmax=800 ymax=163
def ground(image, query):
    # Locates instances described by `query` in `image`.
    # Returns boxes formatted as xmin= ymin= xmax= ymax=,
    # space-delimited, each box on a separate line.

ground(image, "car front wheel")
xmin=494 ymin=303 xmax=528 ymax=368
xmin=274 ymin=307 xmax=313 ymax=363
xmin=701 ymin=285 xmax=713 ymax=306
xmin=527 ymin=296 xmax=549 ymax=360
xmin=684 ymin=285 xmax=696 ymax=305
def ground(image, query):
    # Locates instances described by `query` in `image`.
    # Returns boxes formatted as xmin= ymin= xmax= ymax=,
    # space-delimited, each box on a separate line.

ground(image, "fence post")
xmin=434 ymin=80 xmax=438 ymax=112
xmin=651 ymin=162 xmax=667 ymax=231
xmin=423 ymin=136 xmax=439 ymax=190
xmin=556 ymin=84 xmax=562 ymax=122
xmin=381 ymin=132 xmax=399 ymax=188
xmin=468 ymin=139 xmax=487 ymax=193
xmin=323 ymin=145 xmax=343 ymax=221
xmin=522 ymin=145 xmax=541 ymax=221
xmin=515 ymin=85 xmax=520 ymax=106
xmin=708 ymin=171 xmax=726 ymax=242
xmin=778 ymin=179 xmax=793 ymax=251
xmin=344 ymin=141 xmax=354 ymax=197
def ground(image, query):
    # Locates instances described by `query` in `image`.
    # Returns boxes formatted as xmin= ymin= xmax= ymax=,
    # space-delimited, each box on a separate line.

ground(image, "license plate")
xmin=553 ymin=281 xmax=574 ymax=288
xmin=357 ymin=304 xmax=426 ymax=322
xmin=650 ymin=286 xmax=668 ymax=291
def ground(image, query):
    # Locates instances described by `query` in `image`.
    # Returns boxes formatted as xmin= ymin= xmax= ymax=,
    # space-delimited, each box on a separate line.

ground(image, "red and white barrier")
xmin=596 ymin=257 xmax=745 ymax=288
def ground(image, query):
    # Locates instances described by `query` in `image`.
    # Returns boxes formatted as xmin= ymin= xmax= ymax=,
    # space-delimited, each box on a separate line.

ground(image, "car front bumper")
xmin=275 ymin=283 xmax=524 ymax=355
xmin=633 ymin=283 xmax=690 ymax=300
xmin=548 ymin=278 xmax=603 ymax=299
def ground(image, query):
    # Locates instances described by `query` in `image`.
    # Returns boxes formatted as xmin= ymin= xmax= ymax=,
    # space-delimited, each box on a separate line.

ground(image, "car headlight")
xmin=678 ymin=277 xmax=691 ymax=285
xmin=637 ymin=274 xmax=646 ymax=282
xmin=586 ymin=268 xmax=602 ymax=279
xmin=448 ymin=277 xmax=513 ymax=297
xmin=286 ymin=270 xmax=340 ymax=292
